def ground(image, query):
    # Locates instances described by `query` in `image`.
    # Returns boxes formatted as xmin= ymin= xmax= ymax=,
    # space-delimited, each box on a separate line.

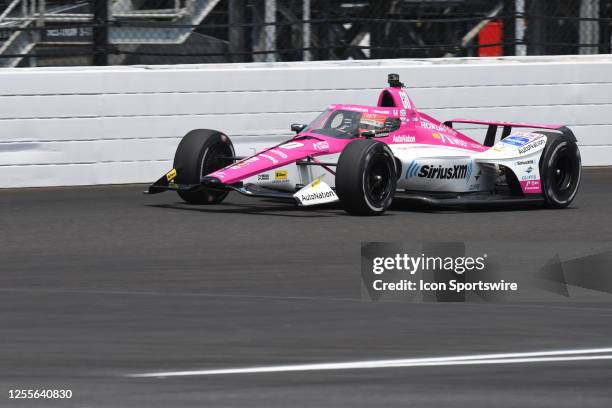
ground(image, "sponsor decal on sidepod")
xmin=420 ymin=120 xmax=451 ymax=133
xmin=392 ymin=135 xmax=416 ymax=143
xmin=423 ymin=125 xmax=466 ymax=148
xmin=516 ymin=160 xmax=534 ymax=166
xmin=520 ymin=180 xmax=542 ymax=193
xmin=502 ymin=136 xmax=529 ymax=147
xmin=518 ymin=138 xmax=546 ymax=155
xmin=405 ymin=160 xmax=473 ymax=182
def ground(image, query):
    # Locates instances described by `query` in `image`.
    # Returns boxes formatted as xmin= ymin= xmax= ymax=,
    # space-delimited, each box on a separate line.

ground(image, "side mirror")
xmin=384 ymin=118 xmax=401 ymax=132
xmin=291 ymin=124 xmax=307 ymax=134
xmin=361 ymin=130 xmax=376 ymax=138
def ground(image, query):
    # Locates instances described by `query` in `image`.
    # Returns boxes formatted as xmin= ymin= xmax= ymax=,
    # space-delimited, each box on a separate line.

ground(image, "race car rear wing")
xmin=443 ymin=119 xmax=576 ymax=147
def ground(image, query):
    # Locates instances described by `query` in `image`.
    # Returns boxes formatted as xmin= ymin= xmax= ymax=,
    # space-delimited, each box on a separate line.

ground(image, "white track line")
xmin=128 ymin=347 xmax=612 ymax=378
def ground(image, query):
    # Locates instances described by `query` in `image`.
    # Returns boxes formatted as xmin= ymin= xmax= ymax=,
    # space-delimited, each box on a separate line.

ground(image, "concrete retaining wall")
xmin=1 ymin=55 xmax=611 ymax=187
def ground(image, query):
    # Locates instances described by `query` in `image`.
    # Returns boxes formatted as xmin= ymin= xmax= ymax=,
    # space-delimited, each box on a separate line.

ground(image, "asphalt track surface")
xmin=2 ymin=168 xmax=612 ymax=407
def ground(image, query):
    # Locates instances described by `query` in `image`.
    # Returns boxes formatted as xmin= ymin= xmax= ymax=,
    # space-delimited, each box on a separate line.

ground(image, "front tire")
xmin=174 ymin=129 xmax=234 ymax=204
xmin=537 ymin=131 xmax=581 ymax=208
xmin=336 ymin=139 xmax=397 ymax=216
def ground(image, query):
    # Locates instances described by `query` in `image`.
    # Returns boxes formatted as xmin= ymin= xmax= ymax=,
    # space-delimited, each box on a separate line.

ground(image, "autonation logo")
xmin=518 ymin=138 xmax=546 ymax=155
xmin=300 ymin=191 xmax=335 ymax=202
xmin=405 ymin=161 xmax=472 ymax=181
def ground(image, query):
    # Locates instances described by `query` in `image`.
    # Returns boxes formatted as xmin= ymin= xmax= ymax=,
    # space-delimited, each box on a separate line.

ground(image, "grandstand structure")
xmin=0 ymin=0 xmax=608 ymax=67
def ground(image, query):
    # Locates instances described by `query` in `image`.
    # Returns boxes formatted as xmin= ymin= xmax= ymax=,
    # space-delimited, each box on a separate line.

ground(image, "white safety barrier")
xmin=1 ymin=55 xmax=611 ymax=188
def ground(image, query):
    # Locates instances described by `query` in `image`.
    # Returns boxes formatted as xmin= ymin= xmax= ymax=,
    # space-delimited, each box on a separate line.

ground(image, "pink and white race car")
xmin=147 ymin=74 xmax=581 ymax=216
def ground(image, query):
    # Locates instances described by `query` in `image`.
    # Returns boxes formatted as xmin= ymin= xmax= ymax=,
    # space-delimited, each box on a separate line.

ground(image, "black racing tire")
xmin=336 ymin=139 xmax=397 ymax=216
xmin=173 ymin=129 xmax=234 ymax=204
xmin=536 ymin=131 xmax=581 ymax=209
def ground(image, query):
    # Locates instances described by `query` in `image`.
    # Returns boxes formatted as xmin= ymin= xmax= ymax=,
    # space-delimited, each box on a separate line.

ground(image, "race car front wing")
xmin=145 ymin=173 xmax=297 ymax=201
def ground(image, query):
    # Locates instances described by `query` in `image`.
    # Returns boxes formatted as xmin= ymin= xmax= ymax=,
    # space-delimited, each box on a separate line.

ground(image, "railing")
xmin=0 ymin=0 xmax=188 ymax=23
xmin=0 ymin=0 xmax=220 ymax=66
xmin=0 ymin=0 xmax=607 ymax=68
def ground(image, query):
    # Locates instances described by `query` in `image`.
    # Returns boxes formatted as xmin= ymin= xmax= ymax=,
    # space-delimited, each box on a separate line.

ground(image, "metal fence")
xmin=0 ymin=0 xmax=610 ymax=67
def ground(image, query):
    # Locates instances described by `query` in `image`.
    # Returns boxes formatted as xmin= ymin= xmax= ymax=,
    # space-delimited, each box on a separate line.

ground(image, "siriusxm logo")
xmin=405 ymin=161 xmax=473 ymax=182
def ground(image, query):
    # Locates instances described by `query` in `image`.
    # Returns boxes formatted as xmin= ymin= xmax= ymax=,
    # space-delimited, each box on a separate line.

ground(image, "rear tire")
xmin=537 ymin=131 xmax=581 ymax=208
xmin=336 ymin=139 xmax=397 ymax=216
xmin=174 ymin=129 xmax=234 ymax=204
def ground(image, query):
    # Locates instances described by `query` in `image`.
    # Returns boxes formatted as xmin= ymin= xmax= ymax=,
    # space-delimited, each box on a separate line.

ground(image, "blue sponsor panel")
xmin=501 ymin=135 xmax=531 ymax=147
